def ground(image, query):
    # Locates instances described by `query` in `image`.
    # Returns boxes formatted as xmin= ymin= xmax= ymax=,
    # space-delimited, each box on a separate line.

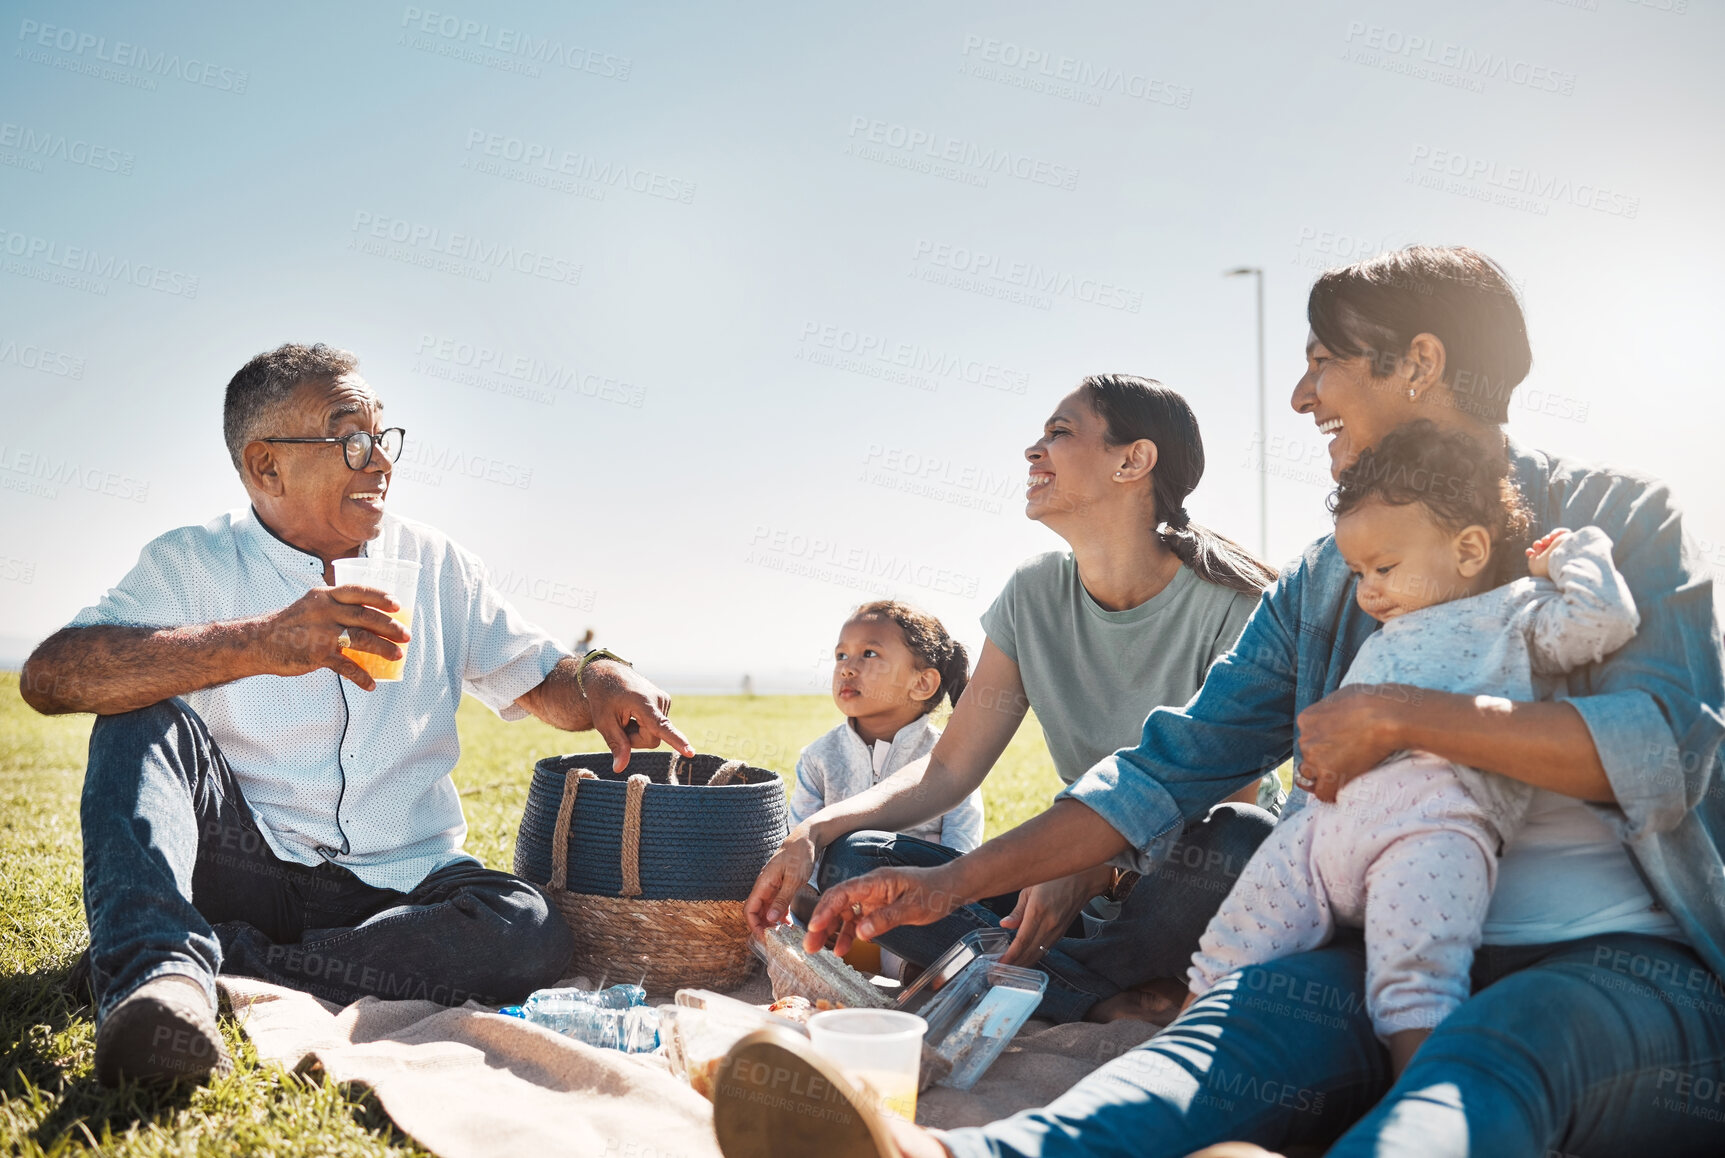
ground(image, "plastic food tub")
xmin=659 ymin=989 xmax=808 ymax=1099
xmin=920 ymin=959 xmax=1046 ymax=1090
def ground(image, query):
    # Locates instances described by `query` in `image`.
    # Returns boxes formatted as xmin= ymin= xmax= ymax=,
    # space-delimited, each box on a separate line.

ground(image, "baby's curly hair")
xmin=1329 ymin=421 xmax=1533 ymax=585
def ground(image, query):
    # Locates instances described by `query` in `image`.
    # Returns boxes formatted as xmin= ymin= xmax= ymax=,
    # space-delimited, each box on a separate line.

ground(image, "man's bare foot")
xmin=1086 ymin=978 xmax=1186 ymax=1025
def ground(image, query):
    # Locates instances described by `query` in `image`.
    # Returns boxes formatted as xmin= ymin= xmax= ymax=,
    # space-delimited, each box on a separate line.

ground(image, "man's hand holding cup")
xmin=254 ymin=584 xmax=410 ymax=691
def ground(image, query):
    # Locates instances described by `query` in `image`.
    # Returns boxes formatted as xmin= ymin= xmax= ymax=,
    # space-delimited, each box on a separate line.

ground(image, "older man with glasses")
xmin=20 ymin=342 xmax=692 ymax=1087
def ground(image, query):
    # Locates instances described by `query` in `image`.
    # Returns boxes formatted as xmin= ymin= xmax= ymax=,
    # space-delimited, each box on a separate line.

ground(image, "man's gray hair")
xmin=222 ymin=343 xmax=359 ymax=470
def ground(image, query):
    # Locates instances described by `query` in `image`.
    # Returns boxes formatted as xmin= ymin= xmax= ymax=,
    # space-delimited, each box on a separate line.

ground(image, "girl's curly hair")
xmin=850 ymin=600 xmax=969 ymax=715
xmin=1328 ymin=420 xmax=1533 ymax=585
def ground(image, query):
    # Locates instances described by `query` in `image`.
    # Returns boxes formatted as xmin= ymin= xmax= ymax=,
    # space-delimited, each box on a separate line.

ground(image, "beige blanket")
xmin=220 ymin=973 xmax=1159 ymax=1157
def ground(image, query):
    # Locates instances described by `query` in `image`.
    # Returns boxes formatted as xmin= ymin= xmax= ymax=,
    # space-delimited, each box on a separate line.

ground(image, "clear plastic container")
xmin=741 ymin=925 xmax=1040 ymax=1092
xmin=917 ymin=960 xmax=1047 ymax=1091
xmin=893 ymin=928 xmax=1013 ymax=1017
xmin=660 ymin=989 xmax=809 ymax=1100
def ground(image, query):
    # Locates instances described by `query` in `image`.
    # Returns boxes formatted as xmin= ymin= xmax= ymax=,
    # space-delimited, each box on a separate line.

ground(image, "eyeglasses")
xmin=259 ymin=428 xmax=407 ymax=470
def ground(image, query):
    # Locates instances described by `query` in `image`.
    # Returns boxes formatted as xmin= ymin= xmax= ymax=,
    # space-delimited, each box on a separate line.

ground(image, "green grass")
xmin=0 ymin=673 xmax=1062 ymax=1155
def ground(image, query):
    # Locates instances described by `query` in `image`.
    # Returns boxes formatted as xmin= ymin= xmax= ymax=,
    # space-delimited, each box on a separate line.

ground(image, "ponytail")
xmin=1153 ymin=506 xmax=1277 ymax=598
xmin=850 ymin=600 xmax=969 ymax=714
xmin=1083 ymin=374 xmax=1277 ymax=596
xmin=935 ymin=638 xmax=969 ymax=710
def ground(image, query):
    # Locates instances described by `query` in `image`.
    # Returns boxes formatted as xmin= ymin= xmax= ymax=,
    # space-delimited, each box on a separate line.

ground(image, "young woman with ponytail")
xmin=747 ymin=375 xmax=1280 ymax=1024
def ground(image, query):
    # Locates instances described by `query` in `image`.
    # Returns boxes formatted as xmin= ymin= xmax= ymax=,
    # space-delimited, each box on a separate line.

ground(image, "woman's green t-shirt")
xmin=981 ymin=551 xmax=1259 ymax=788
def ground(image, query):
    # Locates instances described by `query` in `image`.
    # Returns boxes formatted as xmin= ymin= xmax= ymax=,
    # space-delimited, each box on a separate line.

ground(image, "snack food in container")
xmin=660 ymin=989 xmax=807 ymax=1100
xmin=754 ymin=925 xmax=892 ymax=1009
xmin=917 ymin=959 xmax=1047 ymax=1090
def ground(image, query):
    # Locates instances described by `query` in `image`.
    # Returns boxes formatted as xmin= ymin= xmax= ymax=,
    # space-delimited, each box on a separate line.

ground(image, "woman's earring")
xmin=1407 ymin=388 xmax=1417 ymax=401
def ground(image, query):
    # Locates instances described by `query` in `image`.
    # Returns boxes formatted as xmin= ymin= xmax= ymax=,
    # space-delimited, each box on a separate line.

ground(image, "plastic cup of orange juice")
xmin=807 ymin=1008 xmax=926 ymax=1123
xmin=331 ymin=556 xmax=420 ymax=682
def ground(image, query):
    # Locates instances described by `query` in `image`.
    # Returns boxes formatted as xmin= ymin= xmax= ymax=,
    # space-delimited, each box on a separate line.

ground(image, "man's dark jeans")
xmin=80 ymin=698 xmax=574 ymax=1023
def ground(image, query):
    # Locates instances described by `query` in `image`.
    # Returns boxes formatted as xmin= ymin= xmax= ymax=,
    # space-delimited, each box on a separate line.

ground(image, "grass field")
xmin=0 ymin=672 xmax=1064 ymax=1156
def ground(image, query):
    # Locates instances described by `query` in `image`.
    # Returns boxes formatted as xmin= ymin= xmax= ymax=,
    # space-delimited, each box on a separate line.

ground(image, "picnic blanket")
xmin=220 ymin=971 xmax=1161 ymax=1158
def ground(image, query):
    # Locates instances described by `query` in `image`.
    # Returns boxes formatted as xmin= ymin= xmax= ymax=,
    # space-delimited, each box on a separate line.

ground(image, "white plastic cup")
xmin=331 ymin=556 xmax=420 ymax=681
xmin=807 ymin=1008 xmax=926 ymax=1122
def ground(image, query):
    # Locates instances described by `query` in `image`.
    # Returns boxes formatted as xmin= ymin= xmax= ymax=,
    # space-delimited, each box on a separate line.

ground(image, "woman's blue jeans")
xmin=940 ymin=929 xmax=1725 ymax=1157
xmin=819 ymin=803 xmax=1275 ymax=1022
xmin=80 ymin=698 xmax=575 ymax=1023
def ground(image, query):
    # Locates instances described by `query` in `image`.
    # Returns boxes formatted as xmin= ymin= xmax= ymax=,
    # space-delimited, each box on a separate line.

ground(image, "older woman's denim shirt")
xmin=1062 ymin=440 xmax=1725 ymax=981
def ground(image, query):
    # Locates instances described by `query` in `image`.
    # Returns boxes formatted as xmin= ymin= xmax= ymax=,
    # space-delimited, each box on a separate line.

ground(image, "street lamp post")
xmin=1224 ymin=266 xmax=1267 ymax=559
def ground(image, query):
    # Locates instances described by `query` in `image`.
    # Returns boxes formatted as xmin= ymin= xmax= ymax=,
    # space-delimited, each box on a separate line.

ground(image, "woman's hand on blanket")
xmin=1295 ymin=683 xmax=1410 ymax=803
xmin=745 ymin=831 xmax=819 ymax=933
xmin=804 ymin=865 xmax=959 ymax=958
xmin=998 ymin=867 xmax=1111 ymax=969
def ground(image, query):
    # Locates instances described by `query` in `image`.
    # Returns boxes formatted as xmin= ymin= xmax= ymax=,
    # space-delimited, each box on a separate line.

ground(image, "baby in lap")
xmin=1187 ymin=421 xmax=1639 ymax=1072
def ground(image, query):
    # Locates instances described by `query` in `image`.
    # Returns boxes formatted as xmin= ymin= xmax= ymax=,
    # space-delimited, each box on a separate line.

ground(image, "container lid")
xmin=894 ymin=928 xmax=1013 ymax=1015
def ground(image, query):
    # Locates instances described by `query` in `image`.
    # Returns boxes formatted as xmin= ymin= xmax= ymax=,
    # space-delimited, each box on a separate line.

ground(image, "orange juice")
xmin=808 ymin=1009 xmax=926 ymax=1125
xmin=849 ymin=1068 xmax=918 ymax=1122
xmin=344 ymin=609 xmax=412 ymax=681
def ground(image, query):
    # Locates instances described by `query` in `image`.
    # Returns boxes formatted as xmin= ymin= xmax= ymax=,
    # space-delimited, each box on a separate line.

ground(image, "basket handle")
xmin=548 ymin=769 xmax=598 ymax=891
xmin=619 ymin=773 xmax=650 ymax=898
xmin=708 ymin=759 xmax=746 ymax=786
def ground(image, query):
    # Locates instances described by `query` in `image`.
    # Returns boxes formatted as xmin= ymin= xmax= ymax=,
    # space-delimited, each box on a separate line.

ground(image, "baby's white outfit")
xmin=1187 ymin=527 xmax=1639 ymax=1038
xmin=789 ymin=715 xmax=985 ymax=852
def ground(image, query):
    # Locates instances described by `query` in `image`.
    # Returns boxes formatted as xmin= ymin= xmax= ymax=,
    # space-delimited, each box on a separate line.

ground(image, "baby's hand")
xmin=1526 ymin=527 xmax=1571 ymax=579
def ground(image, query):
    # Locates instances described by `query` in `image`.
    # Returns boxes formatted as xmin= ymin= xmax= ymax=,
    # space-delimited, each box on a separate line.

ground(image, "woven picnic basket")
xmin=514 ymin=751 xmax=788 ymax=992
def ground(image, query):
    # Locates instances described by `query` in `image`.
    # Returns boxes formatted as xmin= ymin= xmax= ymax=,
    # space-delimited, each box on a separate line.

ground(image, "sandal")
xmin=712 ymin=1026 xmax=901 ymax=1158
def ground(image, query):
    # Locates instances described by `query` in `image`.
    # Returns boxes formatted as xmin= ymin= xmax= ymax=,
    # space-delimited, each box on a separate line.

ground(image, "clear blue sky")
xmin=2 ymin=0 xmax=1720 ymax=690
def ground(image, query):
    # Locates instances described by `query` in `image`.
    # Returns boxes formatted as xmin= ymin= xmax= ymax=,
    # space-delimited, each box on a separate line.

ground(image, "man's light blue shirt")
xmin=69 ymin=508 xmax=569 ymax=891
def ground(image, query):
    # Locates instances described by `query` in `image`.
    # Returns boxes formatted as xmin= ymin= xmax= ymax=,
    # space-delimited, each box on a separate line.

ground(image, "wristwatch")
xmin=1105 ymin=868 xmax=1141 ymax=905
xmin=574 ymin=647 xmax=631 ymax=696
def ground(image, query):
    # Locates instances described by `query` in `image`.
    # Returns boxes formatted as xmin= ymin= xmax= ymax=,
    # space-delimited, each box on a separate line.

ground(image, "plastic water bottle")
xmin=517 ymin=985 xmax=659 ymax=1052
xmin=526 ymin=983 xmax=647 ymax=1011
xmin=522 ymin=1002 xmax=659 ymax=1052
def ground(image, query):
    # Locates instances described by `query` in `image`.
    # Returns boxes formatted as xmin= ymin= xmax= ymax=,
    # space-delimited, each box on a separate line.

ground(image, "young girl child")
xmin=789 ymin=600 xmax=984 ymax=853
xmin=1186 ymin=421 xmax=1640 ymax=1073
